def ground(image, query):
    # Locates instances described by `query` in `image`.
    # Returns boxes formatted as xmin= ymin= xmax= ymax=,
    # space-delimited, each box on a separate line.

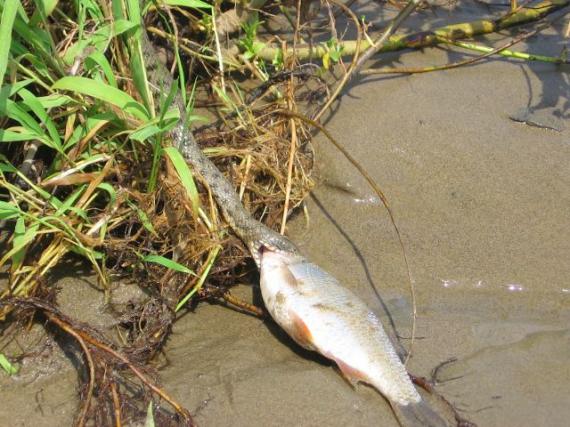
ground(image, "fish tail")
xmin=391 ymin=399 xmax=449 ymax=427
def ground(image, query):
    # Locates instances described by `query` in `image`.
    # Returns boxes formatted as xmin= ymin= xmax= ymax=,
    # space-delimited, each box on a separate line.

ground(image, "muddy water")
xmin=2 ymin=3 xmax=570 ymax=427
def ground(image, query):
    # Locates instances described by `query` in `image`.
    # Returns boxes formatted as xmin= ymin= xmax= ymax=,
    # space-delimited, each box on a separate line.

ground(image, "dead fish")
xmin=260 ymin=247 xmax=448 ymax=427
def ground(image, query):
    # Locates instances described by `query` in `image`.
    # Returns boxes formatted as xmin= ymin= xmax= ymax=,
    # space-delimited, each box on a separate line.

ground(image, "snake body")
xmin=140 ymin=25 xmax=299 ymax=265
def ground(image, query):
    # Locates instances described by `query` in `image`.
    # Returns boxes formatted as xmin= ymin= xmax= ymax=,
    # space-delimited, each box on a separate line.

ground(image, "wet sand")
xmin=2 ymin=3 xmax=570 ymax=426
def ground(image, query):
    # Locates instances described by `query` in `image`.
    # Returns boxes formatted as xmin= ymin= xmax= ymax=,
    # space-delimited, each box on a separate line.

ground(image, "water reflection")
xmin=352 ymin=195 xmax=379 ymax=205
xmin=439 ymin=278 xmax=569 ymax=295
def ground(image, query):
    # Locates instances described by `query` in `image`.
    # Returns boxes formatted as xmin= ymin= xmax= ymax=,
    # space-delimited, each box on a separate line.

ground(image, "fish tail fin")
xmin=391 ymin=399 xmax=449 ymax=427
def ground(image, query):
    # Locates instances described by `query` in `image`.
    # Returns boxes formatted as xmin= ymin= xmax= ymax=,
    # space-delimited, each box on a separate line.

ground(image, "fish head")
xmin=259 ymin=247 xmax=307 ymax=297
xmin=259 ymin=246 xmax=305 ymax=270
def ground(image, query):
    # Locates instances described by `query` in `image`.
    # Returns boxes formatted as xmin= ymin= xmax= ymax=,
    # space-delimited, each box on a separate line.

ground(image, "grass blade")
xmin=0 ymin=0 xmax=19 ymax=84
xmin=52 ymin=76 xmax=149 ymax=120
xmin=0 ymin=128 xmax=43 ymax=142
xmin=0 ymin=353 xmax=18 ymax=375
xmin=163 ymin=0 xmax=212 ymax=9
xmin=11 ymin=217 xmax=39 ymax=272
xmin=18 ymin=87 xmax=62 ymax=149
xmin=176 ymin=245 xmax=221 ymax=312
xmin=85 ymin=51 xmax=117 ymax=87
xmin=62 ymin=19 xmax=137 ymax=66
xmin=144 ymin=402 xmax=155 ymax=427
xmin=0 ymin=200 xmax=20 ymax=220
xmin=142 ymin=255 xmax=196 ymax=275
xmin=163 ymin=147 xmax=200 ymax=217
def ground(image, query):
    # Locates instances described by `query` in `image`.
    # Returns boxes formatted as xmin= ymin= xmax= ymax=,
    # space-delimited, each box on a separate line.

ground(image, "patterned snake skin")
xmin=139 ymin=18 xmax=299 ymax=265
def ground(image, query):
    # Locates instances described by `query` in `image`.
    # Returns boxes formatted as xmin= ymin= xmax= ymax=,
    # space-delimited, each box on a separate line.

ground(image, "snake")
xmin=139 ymin=15 xmax=299 ymax=266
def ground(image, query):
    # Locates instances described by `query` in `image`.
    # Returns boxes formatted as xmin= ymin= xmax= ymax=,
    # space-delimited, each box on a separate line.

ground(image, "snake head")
xmin=250 ymin=234 xmax=299 ymax=268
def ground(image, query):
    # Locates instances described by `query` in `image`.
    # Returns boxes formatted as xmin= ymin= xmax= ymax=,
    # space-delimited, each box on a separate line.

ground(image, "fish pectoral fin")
xmin=288 ymin=311 xmax=315 ymax=350
xmin=331 ymin=357 xmax=369 ymax=388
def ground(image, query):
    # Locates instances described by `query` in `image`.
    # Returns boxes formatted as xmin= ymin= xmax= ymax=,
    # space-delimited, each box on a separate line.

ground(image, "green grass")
xmin=0 ymin=0 xmax=213 ymax=311
xmin=0 ymin=0 xmax=316 ymax=320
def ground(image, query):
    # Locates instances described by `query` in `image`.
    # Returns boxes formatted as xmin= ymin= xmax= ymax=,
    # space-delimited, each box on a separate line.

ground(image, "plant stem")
xmin=248 ymin=0 xmax=569 ymax=61
xmin=444 ymin=38 xmax=568 ymax=64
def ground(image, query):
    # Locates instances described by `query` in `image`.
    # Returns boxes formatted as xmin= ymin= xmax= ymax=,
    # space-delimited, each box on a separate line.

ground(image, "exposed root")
xmin=1 ymin=297 xmax=193 ymax=426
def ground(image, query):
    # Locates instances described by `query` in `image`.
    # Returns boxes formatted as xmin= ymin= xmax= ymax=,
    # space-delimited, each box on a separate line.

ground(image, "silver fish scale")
xmin=287 ymin=260 xmax=420 ymax=405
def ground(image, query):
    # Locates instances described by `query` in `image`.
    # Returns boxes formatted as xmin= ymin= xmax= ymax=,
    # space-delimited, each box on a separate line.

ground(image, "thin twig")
xmin=275 ymin=110 xmax=418 ymax=364
xmin=362 ymin=23 xmax=550 ymax=75
xmin=314 ymin=0 xmax=363 ymax=121
xmin=46 ymin=311 xmax=95 ymax=427
xmin=110 ymin=381 xmax=122 ymax=427
xmin=211 ymin=9 xmax=226 ymax=93
xmin=410 ymin=373 xmax=477 ymax=427
xmin=280 ymin=88 xmax=298 ymax=235
xmin=353 ymin=0 xmax=422 ymax=74
xmin=443 ymin=36 xmax=569 ymax=64
xmin=222 ymin=292 xmax=264 ymax=317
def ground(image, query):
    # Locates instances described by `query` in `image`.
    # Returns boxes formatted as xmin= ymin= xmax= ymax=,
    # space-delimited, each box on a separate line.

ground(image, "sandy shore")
xmin=1 ymin=2 xmax=569 ymax=426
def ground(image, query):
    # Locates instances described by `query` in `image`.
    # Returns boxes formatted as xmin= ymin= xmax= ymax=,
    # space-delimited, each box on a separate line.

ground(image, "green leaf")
xmin=124 ymin=1 xmax=153 ymax=113
xmin=130 ymin=124 xmax=163 ymax=142
xmin=163 ymin=0 xmax=212 ymax=10
xmin=35 ymin=93 xmax=72 ymax=109
xmin=70 ymin=245 xmax=104 ymax=260
xmin=12 ymin=217 xmax=39 ymax=270
xmin=0 ymin=80 xmax=34 ymax=97
xmin=0 ymin=353 xmax=18 ymax=376
xmin=1 ymin=219 xmax=38 ymax=268
xmin=130 ymin=108 xmax=180 ymax=142
xmin=0 ymin=201 xmax=20 ymax=220
xmin=96 ymin=182 xmax=116 ymax=205
xmin=0 ymin=99 xmax=57 ymax=150
xmin=52 ymin=76 xmax=149 ymax=120
xmin=85 ymin=50 xmax=117 ymax=87
xmin=19 ymin=88 xmax=62 ymax=149
xmin=62 ymin=19 xmax=137 ymax=66
xmin=0 ymin=128 xmax=43 ymax=143
xmin=12 ymin=12 xmax=55 ymax=64
xmin=36 ymin=0 xmax=58 ymax=17
xmin=0 ymin=159 xmax=17 ymax=172
xmin=55 ymin=186 xmax=86 ymax=216
xmin=163 ymin=147 xmax=200 ymax=217
xmin=0 ymin=0 xmax=19 ymax=84
xmin=144 ymin=402 xmax=155 ymax=427
xmin=142 ymin=255 xmax=196 ymax=275
xmin=159 ymin=78 xmax=180 ymax=123
xmin=127 ymin=201 xmax=157 ymax=236
xmin=176 ymin=245 xmax=221 ymax=311
xmin=322 ymin=52 xmax=330 ymax=70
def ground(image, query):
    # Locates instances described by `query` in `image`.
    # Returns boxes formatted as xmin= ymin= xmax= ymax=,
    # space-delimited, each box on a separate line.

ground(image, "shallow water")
xmin=2 ymin=2 xmax=570 ymax=426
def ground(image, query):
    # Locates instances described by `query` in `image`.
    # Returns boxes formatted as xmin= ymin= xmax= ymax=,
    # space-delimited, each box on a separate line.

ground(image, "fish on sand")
xmin=260 ymin=247 xmax=449 ymax=427
xmin=141 ymin=15 xmax=447 ymax=426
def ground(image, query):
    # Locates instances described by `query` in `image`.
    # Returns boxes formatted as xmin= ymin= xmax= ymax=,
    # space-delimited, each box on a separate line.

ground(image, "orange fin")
xmin=289 ymin=311 xmax=314 ymax=350
xmin=333 ymin=358 xmax=369 ymax=387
